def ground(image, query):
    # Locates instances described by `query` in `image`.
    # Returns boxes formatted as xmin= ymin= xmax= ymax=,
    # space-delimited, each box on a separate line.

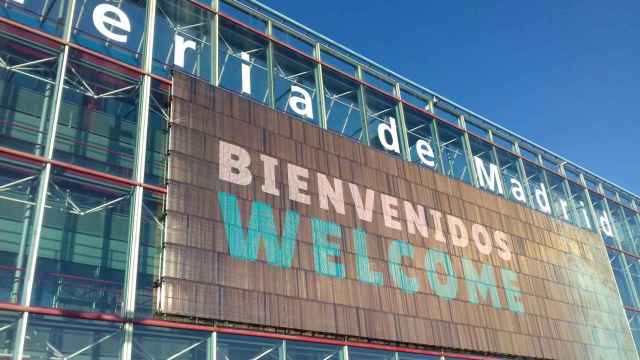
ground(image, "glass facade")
xmin=0 ymin=0 xmax=640 ymax=358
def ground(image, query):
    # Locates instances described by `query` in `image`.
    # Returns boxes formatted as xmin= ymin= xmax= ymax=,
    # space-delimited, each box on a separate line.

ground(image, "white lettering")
xmin=174 ymin=34 xmax=196 ymax=68
xmin=510 ymin=178 xmax=527 ymax=203
xmin=260 ymin=154 xmax=280 ymax=196
xmin=240 ymin=51 xmax=251 ymax=94
xmin=380 ymin=194 xmax=402 ymax=231
xmin=318 ymin=173 xmax=345 ymax=215
xmin=289 ymin=85 xmax=314 ymax=119
xmin=92 ymin=4 xmax=131 ymax=43
xmin=219 ymin=141 xmax=252 ymax=186
xmin=415 ymin=139 xmax=436 ymax=168
xmin=447 ymin=215 xmax=468 ymax=248
xmin=377 ymin=116 xmax=400 ymax=153
xmin=600 ymin=212 xmax=614 ymax=237
xmin=474 ymin=157 xmax=503 ymax=194
xmin=404 ymin=201 xmax=429 ymax=238
xmin=287 ymin=163 xmax=311 ymax=205
xmin=534 ymin=183 xmax=551 ymax=214
xmin=349 ymin=184 xmax=375 ymax=222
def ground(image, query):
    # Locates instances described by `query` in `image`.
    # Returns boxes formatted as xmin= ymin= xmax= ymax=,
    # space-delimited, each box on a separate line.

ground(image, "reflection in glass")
xmin=438 ymin=124 xmax=471 ymax=184
xmin=0 ymin=158 xmax=39 ymax=303
xmin=568 ymin=182 xmax=593 ymax=231
xmin=136 ymin=191 xmax=165 ymax=317
xmin=365 ymin=90 xmax=401 ymax=158
xmin=133 ymin=325 xmax=209 ymax=360
xmin=71 ymin=0 xmax=147 ymax=66
xmin=469 ymin=137 xmax=500 ymax=195
xmin=348 ymin=347 xmax=395 ymax=360
xmin=0 ymin=0 xmax=67 ymax=35
xmin=33 ymin=170 xmax=132 ymax=313
xmin=496 ymin=148 xmax=528 ymax=206
xmin=404 ymin=108 xmax=438 ymax=171
xmin=218 ymin=334 xmax=281 ymax=360
xmin=219 ymin=18 xmax=269 ymax=104
xmin=286 ymin=341 xmax=341 ymax=360
xmin=24 ymin=314 xmax=122 ymax=359
xmin=0 ymin=34 xmax=59 ymax=155
xmin=609 ymin=249 xmax=636 ymax=307
xmin=55 ymin=50 xmax=141 ymax=180
xmin=146 ymin=80 xmax=170 ymax=186
xmin=273 ymin=44 xmax=319 ymax=125
xmin=153 ymin=0 xmax=212 ymax=80
xmin=546 ymin=172 xmax=574 ymax=224
xmin=323 ymin=69 xmax=365 ymax=143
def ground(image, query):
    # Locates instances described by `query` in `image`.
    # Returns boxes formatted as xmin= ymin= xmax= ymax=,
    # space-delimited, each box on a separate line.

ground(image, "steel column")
xmin=265 ymin=21 xmax=276 ymax=108
xmin=211 ymin=0 xmax=220 ymax=86
xmin=355 ymin=66 xmax=369 ymax=146
xmin=314 ymin=43 xmax=328 ymax=129
xmin=394 ymin=83 xmax=411 ymax=162
xmin=459 ymin=115 xmax=479 ymax=187
xmin=120 ymin=0 xmax=157 ymax=358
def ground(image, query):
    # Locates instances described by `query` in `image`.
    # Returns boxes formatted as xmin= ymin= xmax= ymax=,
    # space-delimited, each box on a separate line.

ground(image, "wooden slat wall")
xmin=161 ymin=73 xmax=637 ymax=359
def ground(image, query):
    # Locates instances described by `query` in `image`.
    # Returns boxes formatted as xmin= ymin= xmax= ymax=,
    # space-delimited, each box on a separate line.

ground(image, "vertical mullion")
xmin=265 ymin=21 xmax=276 ymax=108
xmin=12 ymin=0 xmax=77 ymax=357
xmin=459 ymin=115 xmax=479 ymax=187
xmin=559 ymin=164 xmax=579 ymax=226
xmin=513 ymin=142 xmax=534 ymax=209
xmin=121 ymin=0 xmax=157 ymax=358
xmin=394 ymin=83 xmax=410 ymax=162
xmin=212 ymin=0 xmax=220 ymax=86
xmin=488 ymin=130 xmax=507 ymax=199
xmin=208 ymin=332 xmax=218 ymax=360
xmin=356 ymin=66 xmax=369 ymax=145
xmin=429 ymin=101 xmax=444 ymax=173
xmin=538 ymin=155 xmax=556 ymax=219
xmin=314 ymin=43 xmax=327 ymax=129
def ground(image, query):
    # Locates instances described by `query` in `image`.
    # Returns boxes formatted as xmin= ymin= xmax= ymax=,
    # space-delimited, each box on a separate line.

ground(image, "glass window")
xmin=398 ymin=353 xmax=440 ymax=360
xmin=285 ymin=341 xmax=342 ymax=359
xmin=33 ymin=170 xmax=132 ymax=313
xmin=24 ymin=314 xmax=123 ymax=359
xmin=542 ymin=158 xmax=560 ymax=173
xmin=348 ymin=347 xmax=395 ymax=360
xmin=627 ymin=310 xmax=640 ymax=353
xmin=591 ymin=192 xmax=615 ymax=246
xmin=133 ymin=325 xmax=209 ymax=360
xmin=323 ymin=68 xmax=365 ymax=143
xmin=320 ymin=50 xmax=356 ymax=76
xmin=519 ymin=146 xmax=538 ymax=163
xmin=400 ymin=89 xmax=430 ymax=110
xmin=0 ymin=0 xmax=67 ymax=35
xmin=217 ymin=334 xmax=282 ymax=360
xmin=136 ymin=191 xmax=164 ymax=317
xmin=546 ymin=172 xmax=574 ymax=224
xmin=0 ymin=33 xmax=59 ymax=155
xmin=466 ymin=123 xmax=488 ymax=139
xmin=623 ymin=208 xmax=640 ymax=256
xmin=523 ymin=162 xmax=552 ymax=215
xmin=273 ymin=43 xmax=319 ymax=125
xmin=218 ymin=18 xmax=269 ymax=105
xmin=0 ymin=157 xmax=39 ymax=304
xmin=564 ymin=167 xmax=581 ymax=183
xmin=609 ymin=249 xmax=636 ymax=307
xmin=610 ymin=202 xmax=634 ymax=253
xmin=146 ymin=80 xmax=170 ymax=186
xmin=438 ymin=123 xmax=471 ymax=184
xmin=365 ymin=90 xmax=402 ymax=158
xmin=404 ymin=108 xmax=438 ymax=171
xmin=55 ymin=49 xmax=142 ymax=180
xmin=363 ymin=71 xmax=394 ymax=94
xmin=433 ymin=104 xmax=459 ymax=125
xmin=469 ymin=137 xmax=502 ymax=195
xmin=493 ymin=134 xmax=513 ymax=152
xmin=153 ymin=0 xmax=213 ymax=80
xmin=627 ymin=256 xmax=640 ymax=303
xmin=496 ymin=148 xmax=528 ymax=206
xmin=568 ymin=182 xmax=594 ymax=231
xmin=71 ymin=0 xmax=147 ymax=67
xmin=0 ymin=311 xmax=18 ymax=357
xmin=219 ymin=2 xmax=267 ymax=33
xmin=272 ymin=27 xmax=314 ymax=56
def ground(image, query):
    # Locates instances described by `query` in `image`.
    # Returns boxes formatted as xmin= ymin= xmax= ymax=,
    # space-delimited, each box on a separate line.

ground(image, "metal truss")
xmin=324 ymin=88 xmax=363 ymax=140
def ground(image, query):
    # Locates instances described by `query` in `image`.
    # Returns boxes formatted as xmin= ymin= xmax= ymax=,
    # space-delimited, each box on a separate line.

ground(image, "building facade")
xmin=0 ymin=0 xmax=639 ymax=359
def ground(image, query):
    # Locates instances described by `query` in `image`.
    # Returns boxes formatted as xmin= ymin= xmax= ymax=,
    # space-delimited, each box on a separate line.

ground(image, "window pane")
xmin=320 ymin=50 xmax=356 ymax=76
xmin=0 ymin=0 xmax=67 ymax=36
xmin=365 ymin=90 xmax=402 ymax=158
xmin=71 ymin=0 xmax=147 ymax=67
xmin=348 ymin=347 xmax=395 ymax=360
xmin=24 ymin=314 xmax=123 ymax=359
xmin=610 ymin=202 xmax=633 ymax=253
xmin=136 ymin=191 xmax=165 ymax=317
xmin=0 ymin=311 xmax=18 ymax=357
xmin=285 ymin=340 xmax=341 ymax=359
xmin=0 ymin=157 xmax=39 ymax=303
xmin=132 ymin=326 xmax=209 ymax=360
xmin=496 ymin=148 xmax=528 ymax=206
xmin=398 ymin=353 xmax=440 ymax=360
xmin=33 ymin=170 xmax=132 ymax=313
xmin=0 ymin=33 xmax=59 ymax=155
xmin=273 ymin=44 xmax=319 ymax=125
xmin=433 ymin=104 xmax=459 ymax=125
xmin=55 ymin=50 xmax=142 ymax=180
xmin=628 ymin=310 xmax=640 ymax=353
xmin=591 ymin=192 xmax=615 ymax=246
xmin=146 ymin=80 xmax=170 ymax=186
xmin=323 ymin=68 xmax=364 ymax=143
xmin=608 ymin=249 xmax=636 ymax=307
xmin=568 ymin=182 xmax=593 ymax=231
xmin=400 ymin=89 xmax=430 ymax=110
xmin=272 ymin=27 xmax=314 ymax=56
xmin=469 ymin=137 xmax=501 ymax=195
xmin=546 ymin=172 xmax=574 ymax=224
xmin=627 ymin=256 xmax=640 ymax=302
xmin=438 ymin=123 xmax=471 ymax=184
xmin=220 ymin=2 xmax=267 ymax=33
xmin=218 ymin=18 xmax=269 ymax=105
xmin=523 ymin=163 xmax=552 ymax=215
xmin=404 ymin=107 xmax=438 ymax=171
xmin=363 ymin=71 xmax=394 ymax=94
xmin=217 ymin=334 xmax=282 ymax=360
xmin=153 ymin=0 xmax=213 ymax=80
xmin=624 ymin=208 xmax=640 ymax=256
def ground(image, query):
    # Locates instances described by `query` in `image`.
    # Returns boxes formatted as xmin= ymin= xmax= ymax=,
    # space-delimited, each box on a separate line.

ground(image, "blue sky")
xmin=267 ymin=0 xmax=640 ymax=195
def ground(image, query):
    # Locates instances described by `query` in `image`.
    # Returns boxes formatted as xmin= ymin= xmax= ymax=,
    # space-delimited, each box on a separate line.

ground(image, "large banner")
xmin=160 ymin=73 xmax=636 ymax=359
